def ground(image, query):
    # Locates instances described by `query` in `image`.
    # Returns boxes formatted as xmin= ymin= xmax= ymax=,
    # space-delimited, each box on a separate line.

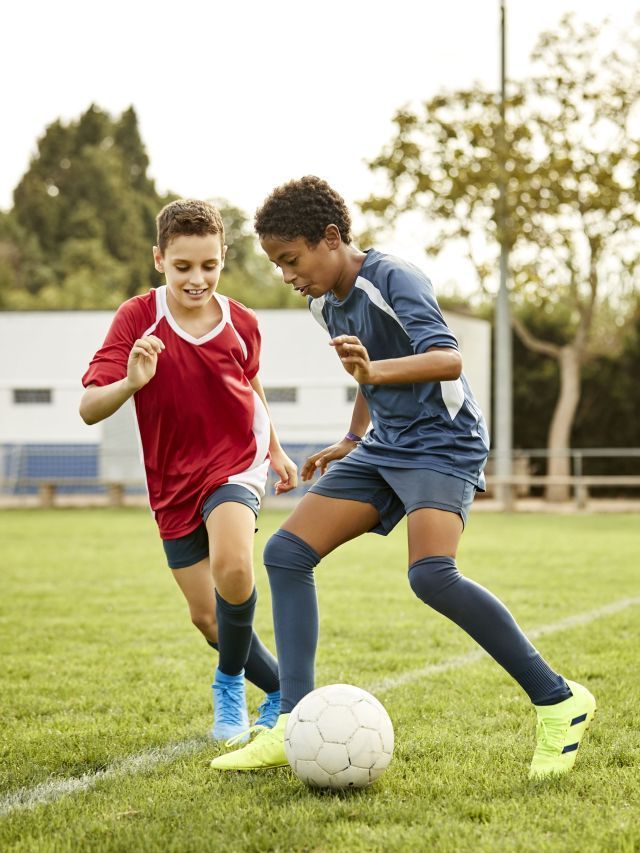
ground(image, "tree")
xmin=360 ymin=15 xmax=640 ymax=500
xmin=0 ymin=104 xmax=302 ymax=311
xmin=8 ymin=104 xmax=169 ymax=308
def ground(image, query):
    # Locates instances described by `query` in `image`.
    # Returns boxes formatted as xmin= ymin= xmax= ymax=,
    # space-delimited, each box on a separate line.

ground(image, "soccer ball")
xmin=284 ymin=684 xmax=394 ymax=789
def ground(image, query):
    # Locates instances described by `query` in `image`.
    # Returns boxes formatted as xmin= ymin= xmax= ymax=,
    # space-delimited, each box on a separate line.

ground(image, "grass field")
xmin=1 ymin=508 xmax=639 ymax=852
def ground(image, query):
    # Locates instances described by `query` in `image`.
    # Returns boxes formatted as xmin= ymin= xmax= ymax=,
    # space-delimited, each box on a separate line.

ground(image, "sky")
xmin=2 ymin=0 xmax=637 ymax=276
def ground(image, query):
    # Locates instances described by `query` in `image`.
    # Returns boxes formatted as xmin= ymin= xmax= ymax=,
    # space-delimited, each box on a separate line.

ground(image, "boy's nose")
xmin=190 ymin=270 xmax=206 ymax=285
xmin=283 ymin=270 xmax=297 ymax=284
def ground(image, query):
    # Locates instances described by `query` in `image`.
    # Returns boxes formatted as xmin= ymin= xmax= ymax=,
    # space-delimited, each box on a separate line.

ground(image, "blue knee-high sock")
xmin=408 ymin=556 xmax=571 ymax=705
xmin=215 ymin=587 xmax=257 ymax=677
xmin=264 ymin=530 xmax=320 ymax=713
xmin=207 ymin=632 xmax=279 ymax=694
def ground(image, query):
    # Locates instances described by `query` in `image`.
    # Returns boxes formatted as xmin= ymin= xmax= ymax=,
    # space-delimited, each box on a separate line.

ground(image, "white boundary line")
xmin=371 ymin=595 xmax=640 ymax=693
xmin=2 ymin=595 xmax=639 ymax=819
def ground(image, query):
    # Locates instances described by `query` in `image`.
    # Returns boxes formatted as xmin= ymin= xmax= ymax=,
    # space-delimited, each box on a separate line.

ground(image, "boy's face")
xmin=153 ymin=233 xmax=226 ymax=311
xmin=260 ymin=232 xmax=341 ymax=300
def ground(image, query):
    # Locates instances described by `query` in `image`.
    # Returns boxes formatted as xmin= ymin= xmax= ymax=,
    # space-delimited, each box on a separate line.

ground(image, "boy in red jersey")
xmin=80 ymin=199 xmax=297 ymax=742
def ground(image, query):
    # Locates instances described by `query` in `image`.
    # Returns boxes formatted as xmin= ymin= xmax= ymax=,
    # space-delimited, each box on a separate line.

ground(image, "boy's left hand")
xmin=270 ymin=448 xmax=298 ymax=494
xmin=330 ymin=336 xmax=375 ymax=384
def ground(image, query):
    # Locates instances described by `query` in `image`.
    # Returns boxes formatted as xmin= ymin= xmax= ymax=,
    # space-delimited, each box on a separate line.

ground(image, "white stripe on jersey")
xmin=354 ymin=277 xmax=407 ymax=334
xmin=440 ymin=379 xmax=465 ymax=420
xmin=309 ymin=295 xmax=329 ymax=332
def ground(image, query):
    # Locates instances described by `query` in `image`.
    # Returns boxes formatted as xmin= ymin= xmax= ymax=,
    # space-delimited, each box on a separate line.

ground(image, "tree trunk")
xmin=546 ymin=345 xmax=582 ymax=501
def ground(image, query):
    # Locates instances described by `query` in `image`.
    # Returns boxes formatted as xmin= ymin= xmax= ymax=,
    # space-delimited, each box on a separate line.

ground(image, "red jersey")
xmin=82 ymin=287 xmax=270 ymax=539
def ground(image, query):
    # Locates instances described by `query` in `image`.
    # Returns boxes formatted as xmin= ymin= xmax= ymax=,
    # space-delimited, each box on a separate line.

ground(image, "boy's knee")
xmin=191 ymin=608 xmax=217 ymax=638
xmin=211 ymin=554 xmax=252 ymax=589
xmin=264 ymin=529 xmax=320 ymax=575
xmin=408 ymin=555 xmax=460 ymax=605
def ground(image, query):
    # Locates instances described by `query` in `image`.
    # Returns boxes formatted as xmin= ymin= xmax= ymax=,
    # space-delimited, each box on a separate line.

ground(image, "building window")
xmin=13 ymin=388 xmax=53 ymax=404
xmin=345 ymin=386 xmax=358 ymax=403
xmin=265 ymin=387 xmax=297 ymax=404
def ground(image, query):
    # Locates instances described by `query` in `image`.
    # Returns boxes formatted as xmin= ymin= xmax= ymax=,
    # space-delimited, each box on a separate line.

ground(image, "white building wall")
xmin=0 ymin=309 xmax=491 ymax=448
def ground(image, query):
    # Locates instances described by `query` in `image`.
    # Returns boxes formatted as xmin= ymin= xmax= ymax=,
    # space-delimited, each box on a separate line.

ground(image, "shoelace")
xmin=215 ymin=681 xmax=246 ymax=726
xmin=225 ymin=724 xmax=268 ymax=748
xmin=535 ymin=717 xmax=569 ymax=756
xmin=255 ymin=695 xmax=279 ymax=724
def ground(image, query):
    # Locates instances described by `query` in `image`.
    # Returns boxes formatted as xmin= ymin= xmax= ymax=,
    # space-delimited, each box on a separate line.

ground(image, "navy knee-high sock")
xmin=264 ymin=530 xmax=320 ymax=713
xmin=215 ymin=587 xmax=257 ymax=677
xmin=408 ymin=556 xmax=571 ymax=705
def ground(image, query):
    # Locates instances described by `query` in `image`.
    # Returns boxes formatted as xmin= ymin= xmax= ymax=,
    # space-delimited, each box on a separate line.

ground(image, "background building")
xmin=0 ymin=309 xmax=490 ymax=500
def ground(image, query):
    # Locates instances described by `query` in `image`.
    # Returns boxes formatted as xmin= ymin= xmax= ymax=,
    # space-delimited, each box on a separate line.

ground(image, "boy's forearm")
xmin=349 ymin=388 xmax=371 ymax=438
xmin=79 ymin=378 xmax=137 ymax=425
xmin=368 ymin=349 xmax=462 ymax=385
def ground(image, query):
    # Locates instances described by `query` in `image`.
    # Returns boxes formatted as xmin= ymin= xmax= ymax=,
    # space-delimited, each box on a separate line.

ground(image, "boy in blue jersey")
xmin=211 ymin=176 xmax=596 ymax=779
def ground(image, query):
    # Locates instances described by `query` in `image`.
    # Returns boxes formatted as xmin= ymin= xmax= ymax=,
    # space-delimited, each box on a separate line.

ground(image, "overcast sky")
xmin=2 ymin=0 xmax=636 ymax=275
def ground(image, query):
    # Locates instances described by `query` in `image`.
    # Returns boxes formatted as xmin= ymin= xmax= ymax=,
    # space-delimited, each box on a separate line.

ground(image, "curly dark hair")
xmin=254 ymin=176 xmax=352 ymax=245
xmin=156 ymin=199 xmax=225 ymax=253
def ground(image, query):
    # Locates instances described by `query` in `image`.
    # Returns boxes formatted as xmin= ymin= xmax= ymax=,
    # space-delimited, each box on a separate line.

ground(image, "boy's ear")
xmin=153 ymin=246 xmax=164 ymax=272
xmin=324 ymin=224 xmax=341 ymax=249
xmin=221 ymin=244 xmax=228 ymax=266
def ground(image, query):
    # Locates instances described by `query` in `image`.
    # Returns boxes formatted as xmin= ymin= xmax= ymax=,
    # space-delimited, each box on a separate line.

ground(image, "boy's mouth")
xmin=185 ymin=288 xmax=207 ymax=297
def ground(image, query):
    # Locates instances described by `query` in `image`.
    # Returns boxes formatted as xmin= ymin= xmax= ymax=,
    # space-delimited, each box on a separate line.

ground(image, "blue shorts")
xmin=162 ymin=484 xmax=260 ymax=569
xmin=309 ymin=456 xmax=476 ymax=535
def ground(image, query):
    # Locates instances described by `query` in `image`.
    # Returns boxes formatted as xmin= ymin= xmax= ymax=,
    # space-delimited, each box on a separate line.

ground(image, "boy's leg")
xmin=210 ymin=492 xmax=380 ymax=769
xmin=406 ymin=505 xmax=596 ymax=777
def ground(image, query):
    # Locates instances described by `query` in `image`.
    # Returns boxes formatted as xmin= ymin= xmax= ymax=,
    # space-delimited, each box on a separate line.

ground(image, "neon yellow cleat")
xmin=529 ymin=680 xmax=597 ymax=780
xmin=210 ymin=713 xmax=289 ymax=770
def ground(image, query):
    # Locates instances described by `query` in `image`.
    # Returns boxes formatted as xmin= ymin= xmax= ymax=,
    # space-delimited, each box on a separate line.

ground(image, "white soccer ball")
xmin=284 ymin=684 xmax=394 ymax=789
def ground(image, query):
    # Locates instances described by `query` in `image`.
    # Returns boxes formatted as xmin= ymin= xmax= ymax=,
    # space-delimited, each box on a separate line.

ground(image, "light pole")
xmin=494 ymin=0 xmax=513 ymax=509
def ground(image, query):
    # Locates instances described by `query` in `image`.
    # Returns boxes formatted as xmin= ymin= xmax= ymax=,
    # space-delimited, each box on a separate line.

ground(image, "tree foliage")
xmin=360 ymin=14 xmax=640 ymax=496
xmin=0 ymin=104 xmax=298 ymax=310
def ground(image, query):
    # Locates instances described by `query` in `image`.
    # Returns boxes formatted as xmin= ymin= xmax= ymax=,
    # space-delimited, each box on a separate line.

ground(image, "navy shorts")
xmin=308 ymin=456 xmax=476 ymax=535
xmin=162 ymin=484 xmax=261 ymax=569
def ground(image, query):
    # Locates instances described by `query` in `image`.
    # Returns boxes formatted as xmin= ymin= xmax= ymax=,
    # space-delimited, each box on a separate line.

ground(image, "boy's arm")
xmin=348 ymin=386 xmax=371 ymax=438
xmin=331 ymin=337 xmax=462 ymax=385
xmin=80 ymin=335 xmax=165 ymax=425
xmin=301 ymin=388 xmax=371 ymax=482
xmin=80 ymin=377 xmax=139 ymax=425
xmin=249 ymin=375 xmax=298 ymax=493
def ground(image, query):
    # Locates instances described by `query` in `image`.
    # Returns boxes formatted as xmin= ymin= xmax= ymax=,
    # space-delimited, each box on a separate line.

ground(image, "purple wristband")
xmin=345 ymin=431 xmax=362 ymax=443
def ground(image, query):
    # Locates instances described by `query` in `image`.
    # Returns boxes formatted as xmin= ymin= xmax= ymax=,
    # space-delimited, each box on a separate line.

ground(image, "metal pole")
xmin=494 ymin=0 xmax=513 ymax=509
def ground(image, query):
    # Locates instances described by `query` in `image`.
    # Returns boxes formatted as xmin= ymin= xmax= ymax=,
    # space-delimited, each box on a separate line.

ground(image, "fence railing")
xmin=2 ymin=444 xmax=639 ymax=509
xmin=485 ymin=448 xmax=640 ymax=508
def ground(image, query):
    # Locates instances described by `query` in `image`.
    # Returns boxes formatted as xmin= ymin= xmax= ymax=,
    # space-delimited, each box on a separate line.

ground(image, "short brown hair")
xmin=156 ymin=199 xmax=225 ymax=253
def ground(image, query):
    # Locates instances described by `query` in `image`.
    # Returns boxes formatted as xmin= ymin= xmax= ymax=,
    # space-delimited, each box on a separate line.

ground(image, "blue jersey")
xmin=308 ymin=249 xmax=489 ymax=489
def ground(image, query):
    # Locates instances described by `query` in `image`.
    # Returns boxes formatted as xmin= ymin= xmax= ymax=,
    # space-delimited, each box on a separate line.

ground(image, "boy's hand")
xmin=127 ymin=335 xmax=165 ymax=390
xmin=270 ymin=448 xmax=298 ymax=494
xmin=330 ymin=336 xmax=375 ymax=384
xmin=301 ymin=438 xmax=357 ymax=481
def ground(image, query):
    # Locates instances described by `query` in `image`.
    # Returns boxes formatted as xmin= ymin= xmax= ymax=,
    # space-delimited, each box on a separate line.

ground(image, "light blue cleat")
xmin=211 ymin=668 xmax=250 ymax=743
xmin=255 ymin=690 xmax=281 ymax=729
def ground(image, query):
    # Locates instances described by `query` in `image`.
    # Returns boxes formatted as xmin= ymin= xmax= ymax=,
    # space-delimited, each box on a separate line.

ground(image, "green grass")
xmin=1 ymin=509 xmax=639 ymax=852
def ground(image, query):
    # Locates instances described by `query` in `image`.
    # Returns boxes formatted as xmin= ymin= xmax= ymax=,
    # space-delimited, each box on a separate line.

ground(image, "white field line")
xmin=0 ymin=739 xmax=206 ymax=820
xmin=2 ymin=595 xmax=639 ymax=819
xmin=371 ymin=595 xmax=640 ymax=693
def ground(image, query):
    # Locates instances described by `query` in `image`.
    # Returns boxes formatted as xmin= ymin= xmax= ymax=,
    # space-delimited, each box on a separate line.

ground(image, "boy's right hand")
xmin=301 ymin=437 xmax=358 ymax=481
xmin=127 ymin=335 xmax=165 ymax=390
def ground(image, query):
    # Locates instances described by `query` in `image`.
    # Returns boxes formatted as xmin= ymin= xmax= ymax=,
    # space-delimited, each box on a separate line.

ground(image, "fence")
xmin=485 ymin=448 xmax=640 ymax=509
xmin=1 ymin=444 xmax=639 ymax=509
